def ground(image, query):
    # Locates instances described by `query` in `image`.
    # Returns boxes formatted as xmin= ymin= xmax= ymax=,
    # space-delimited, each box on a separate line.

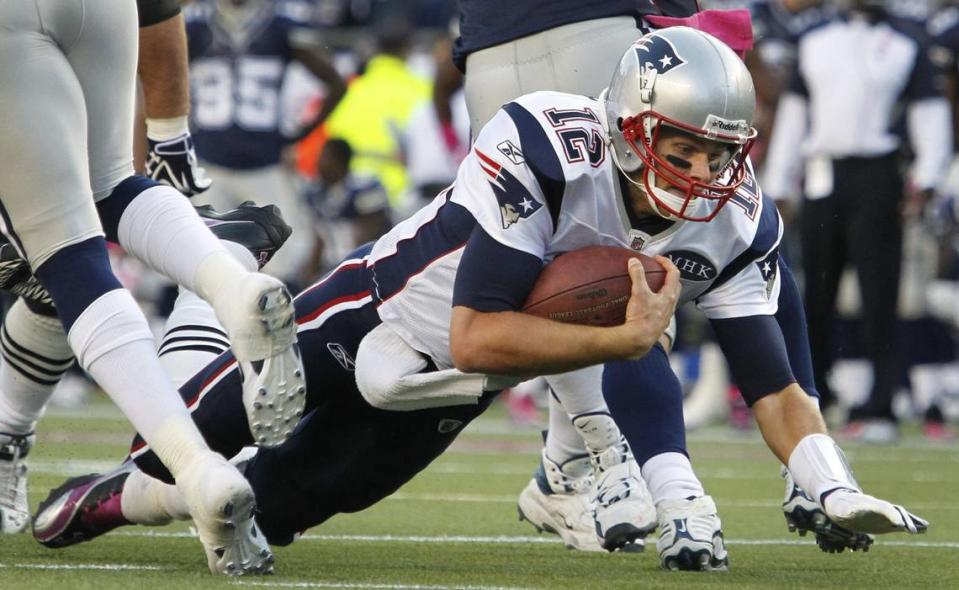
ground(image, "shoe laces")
xmin=594 ymin=463 xmax=639 ymax=507
xmin=0 ymin=433 xmax=31 ymax=508
xmin=542 ymin=455 xmax=593 ymax=494
xmin=590 ymin=436 xmax=631 ymax=473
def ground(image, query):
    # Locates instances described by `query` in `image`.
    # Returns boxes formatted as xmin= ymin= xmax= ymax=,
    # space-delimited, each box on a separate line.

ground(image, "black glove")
xmin=145 ymin=132 xmax=212 ymax=197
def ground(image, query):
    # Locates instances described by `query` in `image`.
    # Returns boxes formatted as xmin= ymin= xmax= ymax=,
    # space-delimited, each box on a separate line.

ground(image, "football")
xmin=522 ymin=246 xmax=666 ymax=327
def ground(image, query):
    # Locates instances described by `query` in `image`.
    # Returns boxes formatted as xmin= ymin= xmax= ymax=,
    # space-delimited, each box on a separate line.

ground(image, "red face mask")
xmin=620 ymin=111 xmax=756 ymax=222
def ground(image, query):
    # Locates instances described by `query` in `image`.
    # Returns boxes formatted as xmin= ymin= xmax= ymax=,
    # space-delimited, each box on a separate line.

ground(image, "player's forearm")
xmin=449 ymin=308 xmax=650 ymax=376
xmin=138 ymin=13 xmax=190 ymax=119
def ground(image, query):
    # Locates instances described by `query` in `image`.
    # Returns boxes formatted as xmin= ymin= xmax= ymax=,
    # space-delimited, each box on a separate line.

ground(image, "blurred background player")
xmin=761 ymin=0 xmax=952 ymax=441
xmin=186 ymin=0 xmax=346 ymax=288
xmin=322 ymin=15 xmax=433 ymax=220
xmin=302 ymin=137 xmax=391 ymax=280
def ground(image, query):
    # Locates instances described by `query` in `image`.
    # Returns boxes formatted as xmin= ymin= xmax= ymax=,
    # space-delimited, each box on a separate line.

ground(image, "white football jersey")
xmin=367 ymin=91 xmax=782 ymax=368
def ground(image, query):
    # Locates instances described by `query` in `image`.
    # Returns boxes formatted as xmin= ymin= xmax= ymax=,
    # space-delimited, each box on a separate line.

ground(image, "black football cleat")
xmin=196 ymin=202 xmax=293 ymax=269
xmin=781 ymin=467 xmax=873 ymax=553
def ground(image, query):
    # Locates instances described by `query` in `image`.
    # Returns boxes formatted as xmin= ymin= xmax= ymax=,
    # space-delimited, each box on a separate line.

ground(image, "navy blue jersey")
xmin=930 ymin=7 xmax=959 ymax=73
xmin=452 ymin=0 xmax=700 ymax=71
xmin=186 ymin=1 xmax=309 ymax=169
xmin=306 ymin=175 xmax=390 ymax=268
xmin=751 ymin=0 xmax=834 ymax=82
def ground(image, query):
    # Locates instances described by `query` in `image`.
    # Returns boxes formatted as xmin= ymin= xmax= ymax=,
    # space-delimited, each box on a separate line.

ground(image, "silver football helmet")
xmin=602 ymin=27 xmax=758 ymax=222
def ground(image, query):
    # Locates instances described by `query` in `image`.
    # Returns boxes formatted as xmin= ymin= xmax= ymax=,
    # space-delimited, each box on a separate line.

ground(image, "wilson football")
xmin=522 ymin=246 xmax=666 ymax=327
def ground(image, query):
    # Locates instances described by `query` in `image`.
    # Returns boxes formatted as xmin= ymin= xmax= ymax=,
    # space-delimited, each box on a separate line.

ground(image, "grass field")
xmin=2 ymin=396 xmax=958 ymax=590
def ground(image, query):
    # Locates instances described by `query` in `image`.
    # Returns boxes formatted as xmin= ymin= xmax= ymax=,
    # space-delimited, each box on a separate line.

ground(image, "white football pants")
xmin=463 ymin=16 xmax=645 ymax=132
xmin=0 ymin=0 xmax=137 ymax=268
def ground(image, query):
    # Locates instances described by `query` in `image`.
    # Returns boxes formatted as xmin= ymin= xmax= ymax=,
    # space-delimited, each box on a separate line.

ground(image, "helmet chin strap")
xmin=615 ymin=162 xmax=680 ymax=221
xmin=640 ymin=168 xmax=683 ymax=221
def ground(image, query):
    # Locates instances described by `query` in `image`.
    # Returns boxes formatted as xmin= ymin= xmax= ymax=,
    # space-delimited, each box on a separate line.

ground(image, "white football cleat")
xmin=823 ymin=488 xmax=929 ymax=535
xmin=590 ymin=439 xmax=657 ymax=551
xmin=215 ymin=274 xmax=306 ymax=447
xmin=780 ymin=467 xmax=872 ymax=553
xmin=0 ymin=432 xmax=32 ymax=534
xmin=176 ymin=453 xmax=274 ymax=575
xmin=656 ymin=495 xmax=729 ymax=571
xmin=517 ymin=452 xmax=601 ymax=551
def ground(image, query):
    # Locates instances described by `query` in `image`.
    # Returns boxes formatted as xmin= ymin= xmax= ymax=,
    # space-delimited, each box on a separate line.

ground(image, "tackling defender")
xmin=31 ymin=28 xmax=925 ymax=572
xmin=0 ymin=0 xmax=304 ymax=575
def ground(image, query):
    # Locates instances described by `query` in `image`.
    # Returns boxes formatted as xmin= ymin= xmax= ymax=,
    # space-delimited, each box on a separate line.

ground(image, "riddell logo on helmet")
xmin=704 ymin=115 xmax=747 ymax=137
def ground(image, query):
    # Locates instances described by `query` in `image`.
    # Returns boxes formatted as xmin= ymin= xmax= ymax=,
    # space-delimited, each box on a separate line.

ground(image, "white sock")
xmin=116 ymin=184 xmax=251 ymax=302
xmin=156 ymin=241 xmax=254 ymax=388
xmin=0 ymin=300 xmax=74 ymax=434
xmin=158 ymin=289 xmax=230 ymax=389
xmin=641 ymin=452 xmax=706 ymax=506
xmin=545 ymin=366 xmax=606 ymax=415
xmin=571 ymin=412 xmax=622 ymax=454
xmin=544 ymin=394 xmax=588 ymax=464
xmin=543 ymin=367 xmax=613 ymax=463
xmin=67 ymin=289 xmax=209 ymax=478
xmin=121 ymin=468 xmax=190 ymax=525
xmin=787 ymin=434 xmax=860 ymax=505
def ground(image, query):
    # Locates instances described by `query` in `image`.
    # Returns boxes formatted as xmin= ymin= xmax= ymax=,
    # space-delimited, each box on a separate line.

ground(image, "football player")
xmin=455 ymin=3 xmax=886 ymax=559
xmin=32 ymin=28 xmax=926 ymax=572
xmin=455 ymin=0 xmax=708 ymax=554
xmin=0 ymin=0 xmax=305 ymax=575
xmin=185 ymin=0 xmax=346 ymax=283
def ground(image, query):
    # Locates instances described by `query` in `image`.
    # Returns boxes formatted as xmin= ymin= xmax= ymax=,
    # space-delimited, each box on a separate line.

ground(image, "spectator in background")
xmin=302 ymin=138 xmax=391 ymax=281
xmin=323 ymin=16 xmax=432 ymax=219
xmin=405 ymin=32 xmax=470 ymax=209
xmin=761 ymin=0 xmax=952 ymax=441
xmin=747 ymin=0 xmax=833 ymax=171
xmin=185 ymin=0 xmax=346 ymax=287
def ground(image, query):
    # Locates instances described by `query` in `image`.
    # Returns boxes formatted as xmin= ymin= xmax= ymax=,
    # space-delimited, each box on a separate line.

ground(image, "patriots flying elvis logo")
xmin=756 ymin=247 xmax=780 ymax=299
xmin=635 ymin=34 xmax=686 ymax=74
xmin=475 ymin=148 xmax=542 ymax=229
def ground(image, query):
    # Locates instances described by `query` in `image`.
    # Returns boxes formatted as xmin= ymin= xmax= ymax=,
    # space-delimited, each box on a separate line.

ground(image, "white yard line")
xmin=233 ymin=581 xmax=529 ymax=590
xmin=113 ymin=530 xmax=959 ymax=549
xmin=0 ymin=562 xmax=163 ymax=571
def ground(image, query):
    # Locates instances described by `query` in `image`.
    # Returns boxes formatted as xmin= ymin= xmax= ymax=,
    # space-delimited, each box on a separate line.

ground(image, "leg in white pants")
xmin=464 ymin=16 xmax=645 ymax=132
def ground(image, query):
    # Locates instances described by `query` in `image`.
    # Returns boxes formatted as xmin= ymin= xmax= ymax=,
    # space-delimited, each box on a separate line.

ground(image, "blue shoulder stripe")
xmin=502 ymin=102 xmax=565 ymax=231
xmin=701 ymin=196 xmax=781 ymax=297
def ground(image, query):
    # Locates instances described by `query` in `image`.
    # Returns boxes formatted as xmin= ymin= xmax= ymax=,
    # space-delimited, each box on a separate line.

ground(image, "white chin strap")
xmin=608 ymin=145 xmax=679 ymax=221
xmin=641 ymin=168 xmax=689 ymax=220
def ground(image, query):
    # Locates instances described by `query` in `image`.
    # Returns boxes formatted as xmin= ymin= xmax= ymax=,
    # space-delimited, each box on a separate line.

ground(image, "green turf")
xmin=2 ymin=397 xmax=957 ymax=589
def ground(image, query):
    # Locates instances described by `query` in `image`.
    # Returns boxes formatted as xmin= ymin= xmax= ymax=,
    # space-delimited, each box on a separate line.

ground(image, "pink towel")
xmin=645 ymin=9 xmax=754 ymax=59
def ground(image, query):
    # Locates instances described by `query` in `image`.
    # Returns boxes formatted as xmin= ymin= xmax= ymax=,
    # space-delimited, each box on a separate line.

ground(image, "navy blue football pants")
xmin=130 ymin=245 xmax=496 ymax=545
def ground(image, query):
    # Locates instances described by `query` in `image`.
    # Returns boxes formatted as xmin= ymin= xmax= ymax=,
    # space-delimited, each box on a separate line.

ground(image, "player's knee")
xmin=33 ymin=237 xmax=122 ymax=330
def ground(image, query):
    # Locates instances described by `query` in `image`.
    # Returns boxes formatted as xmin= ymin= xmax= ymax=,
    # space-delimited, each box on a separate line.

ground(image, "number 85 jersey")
xmin=185 ymin=1 xmax=309 ymax=169
xmin=370 ymin=91 xmax=783 ymax=367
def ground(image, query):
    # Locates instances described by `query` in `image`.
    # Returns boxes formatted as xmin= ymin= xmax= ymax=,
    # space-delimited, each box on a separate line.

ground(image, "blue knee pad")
xmin=34 ymin=237 xmax=122 ymax=330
